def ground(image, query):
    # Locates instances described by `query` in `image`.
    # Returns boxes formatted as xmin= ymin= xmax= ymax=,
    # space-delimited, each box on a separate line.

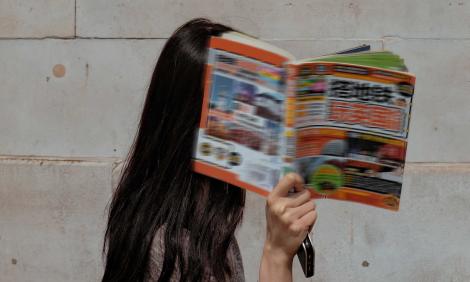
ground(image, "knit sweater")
xmin=144 ymin=226 xmax=245 ymax=281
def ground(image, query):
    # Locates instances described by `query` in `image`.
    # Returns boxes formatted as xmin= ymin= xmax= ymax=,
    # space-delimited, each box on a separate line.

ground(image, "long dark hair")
xmin=102 ymin=18 xmax=246 ymax=282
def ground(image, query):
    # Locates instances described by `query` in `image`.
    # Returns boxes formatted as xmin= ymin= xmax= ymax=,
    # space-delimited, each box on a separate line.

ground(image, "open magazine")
xmin=193 ymin=32 xmax=415 ymax=211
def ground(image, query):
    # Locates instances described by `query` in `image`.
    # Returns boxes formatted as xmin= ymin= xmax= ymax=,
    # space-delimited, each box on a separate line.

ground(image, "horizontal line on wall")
xmin=0 ymin=36 xmax=167 ymax=40
xmin=0 ymin=155 xmax=469 ymax=166
xmin=1 ymin=36 xmax=470 ymax=41
xmin=0 ymin=155 xmax=121 ymax=165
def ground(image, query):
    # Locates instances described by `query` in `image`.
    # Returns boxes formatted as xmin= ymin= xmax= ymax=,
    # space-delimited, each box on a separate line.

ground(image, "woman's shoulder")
xmin=145 ymin=225 xmax=245 ymax=282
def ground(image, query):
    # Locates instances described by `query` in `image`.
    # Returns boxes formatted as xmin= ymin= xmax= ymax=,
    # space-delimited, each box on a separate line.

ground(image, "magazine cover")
xmin=193 ymin=36 xmax=290 ymax=196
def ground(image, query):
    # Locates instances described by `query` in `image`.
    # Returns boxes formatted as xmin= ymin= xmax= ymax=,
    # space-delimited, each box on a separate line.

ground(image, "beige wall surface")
xmin=1 ymin=1 xmax=470 ymax=281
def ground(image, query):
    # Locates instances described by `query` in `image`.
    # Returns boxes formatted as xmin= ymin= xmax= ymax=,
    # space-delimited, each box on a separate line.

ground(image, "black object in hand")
xmin=296 ymin=234 xmax=315 ymax=278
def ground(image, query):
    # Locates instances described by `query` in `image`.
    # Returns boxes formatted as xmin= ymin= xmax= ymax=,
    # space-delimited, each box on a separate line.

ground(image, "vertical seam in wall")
xmin=74 ymin=0 xmax=77 ymax=37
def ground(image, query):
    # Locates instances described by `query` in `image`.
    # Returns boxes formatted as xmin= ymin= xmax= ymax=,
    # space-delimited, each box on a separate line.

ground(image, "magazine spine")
xmin=282 ymin=64 xmax=297 ymax=174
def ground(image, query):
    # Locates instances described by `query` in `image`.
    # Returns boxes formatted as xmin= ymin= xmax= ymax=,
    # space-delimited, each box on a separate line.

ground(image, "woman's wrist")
xmin=262 ymin=242 xmax=294 ymax=267
xmin=260 ymin=243 xmax=293 ymax=282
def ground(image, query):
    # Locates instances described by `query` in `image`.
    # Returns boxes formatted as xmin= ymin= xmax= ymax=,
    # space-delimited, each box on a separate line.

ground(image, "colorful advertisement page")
xmin=294 ymin=62 xmax=414 ymax=210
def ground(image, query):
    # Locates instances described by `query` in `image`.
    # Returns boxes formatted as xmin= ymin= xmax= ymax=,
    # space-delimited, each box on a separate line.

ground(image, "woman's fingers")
xmin=267 ymin=174 xmax=309 ymax=219
xmin=286 ymin=200 xmax=316 ymax=220
xmin=270 ymin=173 xmax=304 ymax=199
xmin=272 ymin=198 xmax=316 ymax=229
xmin=285 ymin=189 xmax=311 ymax=208
xmin=292 ymin=210 xmax=318 ymax=232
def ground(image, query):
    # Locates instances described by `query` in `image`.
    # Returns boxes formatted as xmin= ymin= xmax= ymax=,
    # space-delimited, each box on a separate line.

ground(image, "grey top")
xmin=144 ymin=226 xmax=245 ymax=282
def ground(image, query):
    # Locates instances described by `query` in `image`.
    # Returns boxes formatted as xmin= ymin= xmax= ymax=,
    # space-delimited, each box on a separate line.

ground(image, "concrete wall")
xmin=1 ymin=1 xmax=469 ymax=281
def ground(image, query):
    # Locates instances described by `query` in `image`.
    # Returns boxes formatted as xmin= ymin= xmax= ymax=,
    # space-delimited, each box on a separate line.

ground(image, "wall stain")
xmin=348 ymin=2 xmax=362 ymax=18
xmin=53 ymin=64 xmax=66 ymax=78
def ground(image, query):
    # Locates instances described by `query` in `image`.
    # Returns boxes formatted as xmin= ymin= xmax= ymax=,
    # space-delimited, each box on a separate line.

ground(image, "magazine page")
xmin=291 ymin=61 xmax=415 ymax=210
xmin=193 ymin=36 xmax=290 ymax=196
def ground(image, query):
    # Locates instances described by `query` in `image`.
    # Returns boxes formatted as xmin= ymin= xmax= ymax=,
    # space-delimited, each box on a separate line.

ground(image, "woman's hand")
xmin=259 ymin=173 xmax=318 ymax=282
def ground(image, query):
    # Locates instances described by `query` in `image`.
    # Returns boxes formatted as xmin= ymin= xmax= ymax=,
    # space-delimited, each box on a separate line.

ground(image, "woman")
xmin=102 ymin=18 xmax=317 ymax=282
